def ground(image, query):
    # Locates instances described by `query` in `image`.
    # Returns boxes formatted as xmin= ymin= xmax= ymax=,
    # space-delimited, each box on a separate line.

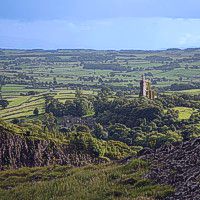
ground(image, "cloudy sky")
xmin=1 ymin=0 xmax=200 ymax=50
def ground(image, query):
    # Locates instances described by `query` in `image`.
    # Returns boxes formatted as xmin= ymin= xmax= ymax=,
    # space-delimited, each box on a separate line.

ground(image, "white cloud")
xmin=179 ymin=33 xmax=200 ymax=46
xmin=1 ymin=17 xmax=200 ymax=49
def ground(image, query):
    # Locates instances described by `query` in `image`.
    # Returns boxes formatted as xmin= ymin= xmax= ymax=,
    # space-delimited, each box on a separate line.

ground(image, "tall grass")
xmin=0 ymin=159 xmax=174 ymax=200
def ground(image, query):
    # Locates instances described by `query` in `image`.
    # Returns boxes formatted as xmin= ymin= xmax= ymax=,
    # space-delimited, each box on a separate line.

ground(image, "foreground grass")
xmin=0 ymin=159 xmax=173 ymax=200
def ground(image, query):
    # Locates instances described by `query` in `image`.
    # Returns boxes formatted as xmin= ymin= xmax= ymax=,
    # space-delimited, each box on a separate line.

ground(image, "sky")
xmin=1 ymin=0 xmax=200 ymax=50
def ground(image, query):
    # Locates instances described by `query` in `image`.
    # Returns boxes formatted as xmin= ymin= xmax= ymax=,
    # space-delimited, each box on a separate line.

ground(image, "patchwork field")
xmin=1 ymin=49 xmax=200 ymax=120
xmin=0 ymin=86 xmax=97 ymax=121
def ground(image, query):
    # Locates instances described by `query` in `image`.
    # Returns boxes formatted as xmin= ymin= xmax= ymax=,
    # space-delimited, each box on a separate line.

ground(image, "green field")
xmin=173 ymin=107 xmax=197 ymax=120
xmin=164 ymin=89 xmax=200 ymax=95
xmin=0 ymin=159 xmax=173 ymax=200
xmin=0 ymin=87 xmax=98 ymax=120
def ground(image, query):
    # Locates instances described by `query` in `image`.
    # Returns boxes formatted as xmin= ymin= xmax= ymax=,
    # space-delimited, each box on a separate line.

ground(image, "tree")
xmin=45 ymin=96 xmax=93 ymax=118
xmin=108 ymin=123 xmax=131 ymax=142
xmin=135 ymin=131 xmax=182 ymax=149
xmin=98 ymin=86 xmax=112 ymax=100
xmin=93 ymin=123 xmax=108 ymax=139
xmin=0 ymin=75 xmax=6 ymax=100
xmin=59 ymin=127 xmax=69 ymax=134
xmin=0 ymin=99 xmax=9 ymax=109
xmin=75 ymin=125 xmax=90 ymax=133
xmin=67 ymin=98 xmax=93 ymax=117
xmin=75 ymin=89 xmax=82 ymax=98
xmin=43 ymin=112 xmax=57 ymax=134
xmin=53 ymin=77 xmax=57 ymax=85
xmin=33 ymin=108 xmax=39 ymax=116
xmin=181 ymin=125 xmax=200 ymax=141
xmin=11 ymin=118 xmax=20 ymax=124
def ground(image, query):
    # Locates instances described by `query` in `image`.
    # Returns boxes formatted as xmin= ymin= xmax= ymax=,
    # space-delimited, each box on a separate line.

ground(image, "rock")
xmin=0 ymin=126 xmax=103 ymax=170
xmin=136 ymin=138 xmax=200 ymax=200
xmin=137 ymin=147 xmax=154 ymax=156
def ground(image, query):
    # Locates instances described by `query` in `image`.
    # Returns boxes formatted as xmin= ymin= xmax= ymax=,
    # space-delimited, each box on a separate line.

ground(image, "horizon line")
xmin=1 ymin=47 xmax=200 ymax=51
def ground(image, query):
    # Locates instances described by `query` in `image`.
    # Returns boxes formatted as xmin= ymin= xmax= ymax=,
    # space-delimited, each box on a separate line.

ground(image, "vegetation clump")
xmin=0 ymin=159 xmax=174 ymax=200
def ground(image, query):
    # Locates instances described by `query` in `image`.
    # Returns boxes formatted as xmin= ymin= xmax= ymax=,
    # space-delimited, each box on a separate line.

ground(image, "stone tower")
xmin=140 ymin=74 xmax=146 ymax=97
xmin=139 ymin=75 xmax=156 ymax=100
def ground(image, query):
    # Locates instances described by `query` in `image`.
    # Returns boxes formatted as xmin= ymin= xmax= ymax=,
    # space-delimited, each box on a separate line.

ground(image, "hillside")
xmin=0 ymin=155 xmax=173 ymax=200
xmin=0 ymin=120 xmax=137 ymax=170
xmin=1 ymin=120 xmax=200 ymax=199
xmin=0 ymin=48 xmax=200 ymax=200
xmin=0 ymin=121 xmax=173 ymax=200
xmin=0 ymin=125 xmax=102 ymax=170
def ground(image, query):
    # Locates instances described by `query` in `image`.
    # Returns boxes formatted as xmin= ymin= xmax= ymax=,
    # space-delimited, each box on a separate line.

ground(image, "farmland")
xmin=0 ymin=87 xmax=96 ymax=120
xmin=0 ymin=48 xmax=200 ymax=121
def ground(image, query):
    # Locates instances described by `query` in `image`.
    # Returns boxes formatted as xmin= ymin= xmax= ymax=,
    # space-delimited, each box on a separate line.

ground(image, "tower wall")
xmin=140 ymin=80 xmax=146 ymax=97
xmin=139 ymin=75 xmax=156 ymax=99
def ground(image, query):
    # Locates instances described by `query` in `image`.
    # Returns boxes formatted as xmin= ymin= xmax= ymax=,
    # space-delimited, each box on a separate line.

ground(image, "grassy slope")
xmin=173 ymin=107 xmax=197 ymax=120
xmin=0 ymin=159 xmax=173 ymax=200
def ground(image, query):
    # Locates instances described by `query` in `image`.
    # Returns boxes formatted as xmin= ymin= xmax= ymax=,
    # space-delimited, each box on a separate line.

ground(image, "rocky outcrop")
xmin=0 ymin=126 xmax=102 ymax=170
xmin=139 ymin=139 xmax=200 ymax=200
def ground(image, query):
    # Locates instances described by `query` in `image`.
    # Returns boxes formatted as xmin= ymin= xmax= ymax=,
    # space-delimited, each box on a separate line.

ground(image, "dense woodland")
xmin=1 ymin=86 xmax=199 ymax=157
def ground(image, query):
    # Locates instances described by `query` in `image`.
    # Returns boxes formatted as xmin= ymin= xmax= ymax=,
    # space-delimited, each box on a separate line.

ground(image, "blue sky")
xmin=1 ymin=0 xmax=200 ymax=50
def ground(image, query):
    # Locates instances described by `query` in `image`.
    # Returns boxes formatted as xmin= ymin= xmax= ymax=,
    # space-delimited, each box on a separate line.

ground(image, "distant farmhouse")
xmin=139 ymin=75 xmax=157 ymax=99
